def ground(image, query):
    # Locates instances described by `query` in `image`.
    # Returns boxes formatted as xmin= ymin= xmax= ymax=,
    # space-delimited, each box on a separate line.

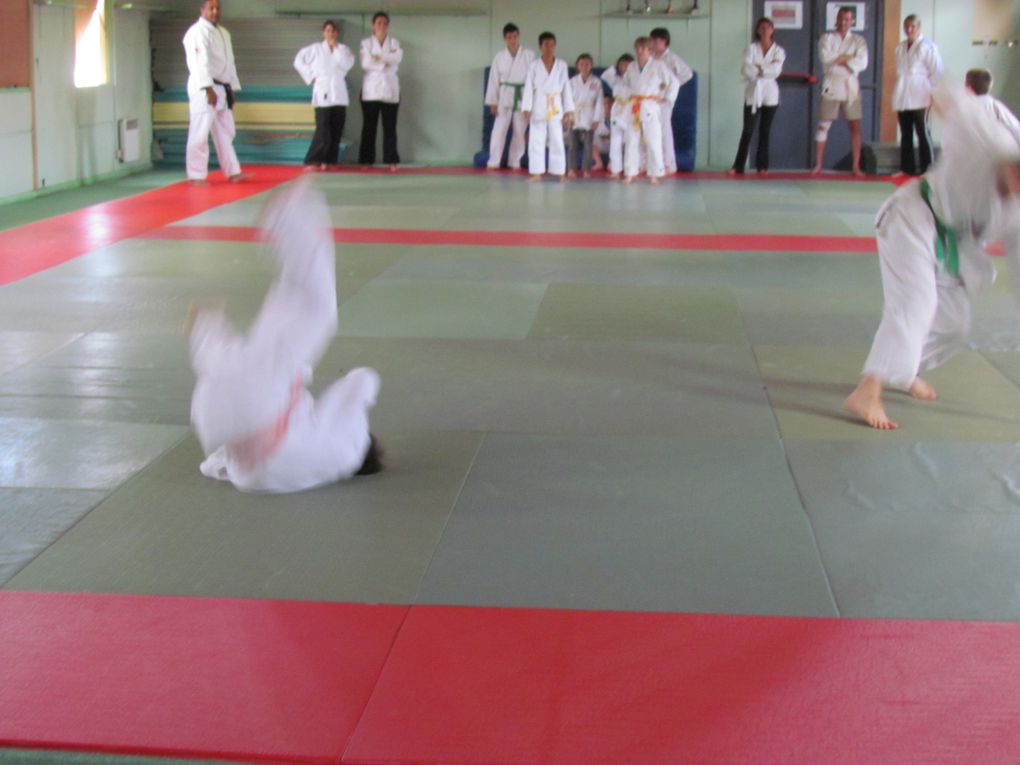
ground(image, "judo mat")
xmin=3 ymin=167 xmax=1020 ymax=764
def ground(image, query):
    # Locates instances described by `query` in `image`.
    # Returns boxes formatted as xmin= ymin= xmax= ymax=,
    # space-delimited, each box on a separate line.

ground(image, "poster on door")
xmin=763 ymin=1 xmax=803 ymax=29
xmin=826 ymin=2 xmax=865 ymax=31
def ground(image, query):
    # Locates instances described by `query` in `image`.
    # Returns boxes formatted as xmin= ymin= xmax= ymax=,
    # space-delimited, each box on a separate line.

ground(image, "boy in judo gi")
xmin=843 ymin=81 xmax=1020 ymax=429
xmin=601 ymin=53 xmax=635 ymax=178
xmin=521 ymin=32 xmax=575 ymax=181
xmin=649 ymin=28 xmax=692 ymax=176
xmin=484 ymin=22 xmax=535 ymax=171
xmin=566 ymin=53 xmax=605 ymax=178
xmin=188 ymin=177 xmax=382 ymax=491
xmin=622 ymin=37 xmax=677 ymax=185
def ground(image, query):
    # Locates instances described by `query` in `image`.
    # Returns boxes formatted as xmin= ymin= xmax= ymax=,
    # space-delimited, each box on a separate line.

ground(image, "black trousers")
xmin=732 ymin=104 xmax=778 ymax=173
xmin=897 ymin=108 xmax=932 ymax=175
xmin=304 ymin=105 xmax=346 ymax=166
xmin=359 ymin=100 xmax=399 ymax=165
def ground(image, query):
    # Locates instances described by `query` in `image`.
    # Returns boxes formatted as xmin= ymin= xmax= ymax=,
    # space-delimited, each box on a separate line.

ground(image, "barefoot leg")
xmin=843 ymin=374 xmax=899 ymax=430
xmin=908 ymin=377 xmax=937 ymax=401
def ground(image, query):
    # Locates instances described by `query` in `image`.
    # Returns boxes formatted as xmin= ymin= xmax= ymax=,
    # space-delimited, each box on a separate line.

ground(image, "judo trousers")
xmin=863 ymin=181 xmax=972 ymax=389
xmin=488 ymin=108 xmax=527 ymax=169
xmin=527 ymin=117 xmax=566 ymax=176
xmin=186 ymin=92 xmax=242 ymax=181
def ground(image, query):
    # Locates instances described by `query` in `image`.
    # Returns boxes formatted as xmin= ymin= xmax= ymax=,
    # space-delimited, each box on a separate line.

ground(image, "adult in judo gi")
xmin=188 ymin=177 xmax=382 ymax=492
xmin=183 ymin=0 xmax=247 ymax=184
xmin=844 ymin=81 xmax=1020 ymax=429
xmin=294 ymin=20 xmax=355 ymax=171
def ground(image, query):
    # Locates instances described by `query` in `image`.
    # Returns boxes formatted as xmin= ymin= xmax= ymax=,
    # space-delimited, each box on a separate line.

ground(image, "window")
xmin=74 ymin=0 xmax=108 ymax=88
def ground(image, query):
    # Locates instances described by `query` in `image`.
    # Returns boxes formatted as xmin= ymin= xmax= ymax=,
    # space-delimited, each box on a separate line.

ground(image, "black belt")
xmin=213 ymin=79 xmax=235 ymax=109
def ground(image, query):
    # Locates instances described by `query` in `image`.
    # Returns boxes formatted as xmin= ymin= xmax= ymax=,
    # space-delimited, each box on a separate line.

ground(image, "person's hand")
xmin=205 ymin=87 xmax=217 ymax=106
xmin=591 ymin=121 xmax=599 ymax=130
xmin=490 ymin=105 xmax=499 ymax=116
xmin=564 ymin=113 xmax=574 ymax=128
xmin=522 ymin=111 xmax=530 ymax=122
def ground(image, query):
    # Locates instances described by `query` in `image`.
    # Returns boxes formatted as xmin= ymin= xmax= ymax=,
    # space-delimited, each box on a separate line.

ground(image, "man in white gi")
xmin=649 ymin=28 xmax=692 ymax=176
xmin=601 ymin=53 xmax=634 ymax=178
xmin=622 ymin=37 xmax=677 ymax=185
xmin=484 ymin=22 xmax=535 ymax=171
xmin=811 ymin=6 xmax=869 ymax=176
xmin=293 ymin=19 xmax=355 ymax=171
xmin=188 ymin=177 xmax=382 ymax=491
xmin=183 ymin=0 xmax=247 ymax=184
xmin=521 ymin=32 xmax=574 ymax=180
xmin=843 ymin=81 xmax=1020 ymax=429
xmin=892 ymin=14 xmax=942 ymax=176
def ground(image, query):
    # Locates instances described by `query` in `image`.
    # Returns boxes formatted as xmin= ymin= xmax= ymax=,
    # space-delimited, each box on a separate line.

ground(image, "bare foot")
xmin=528 ymin=174 xmax=542 ymax=183
xmin=608 ymin=172 xmax=620 ymax=180
xmin=891 ymin=171 xmax=907 ymax=178
xmin=909 ymin=377 xmax=937 ymax=401
xmin=583 ymin=171 xmax=591 ymax=179
xmin=810 ymin=165 xmax=823 ymax=176
xmin=843 ymin=375 xmax=899 ymax=430
xmin=852 ymin=168 xmax=866 ymax=178
xmin=189 ymin=179 xmax=208 ymax=187
xmin=559 ymin=174 xmax=569 ymax=183
xmin=623 ymin=175 xmax=634 ymax=185
xmin=228 ymin=171 xmax=252 ymax=183
xmin=567 ymin=170 xmax=577 ymax=178
xmin=758 ymin=169 xmax=769 ymax=177
xmin=389 ymin=164 xmax=398 ymax=172
xmin=725 ymin=168 xmax=738 ymax=177
xmin=649 ymin=176 xmax=660 ymax=185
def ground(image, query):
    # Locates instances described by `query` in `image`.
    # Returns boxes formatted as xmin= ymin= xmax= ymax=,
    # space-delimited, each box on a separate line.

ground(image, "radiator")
xmin=118 ymin=117 xmax=141 ymax=163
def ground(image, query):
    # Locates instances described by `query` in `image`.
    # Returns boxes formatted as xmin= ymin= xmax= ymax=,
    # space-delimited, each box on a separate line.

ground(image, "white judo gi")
xmin=189 ymin=178 xmax=379 ymax=493
xmin=863 ymin=85 xmax=1020 ymax=389
xmin=521 ymin=57 xmax=575 ymax=176
xmin=622 ymin=58 xmax=676 ymax=179
xmin=183 ymin=16 xmax=243 ymax=181
xmin=484 ymin=46 xmax=535 ymax=169
xmin=601 ymin=67 xmax=629 ymax=175
xmin=655 ymin=49 xmax=691 ymax=174
xmin=293 ymin=39 xmax=355 ymax=108
xmin=891 ymin=35 xmax=941 ymax=113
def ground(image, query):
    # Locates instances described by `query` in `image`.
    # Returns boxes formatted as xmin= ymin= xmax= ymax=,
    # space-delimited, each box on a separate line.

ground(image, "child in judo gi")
xmin=567 ymin=53 xmax=605 ymax=178
xmin=188 ymin=177 xmax=382 ymax=491
xmin=843 ymin=81 xmax=1020 ymax=429
xmin=622 ymin=37 xmax=677 ymax=185
xmin=601 ymin=53 xmax=634 ymax=178
xmin=484 ymin=22 xmax=535 ymax=170
xmin=521 ymin=31 xmax=575 ymax=181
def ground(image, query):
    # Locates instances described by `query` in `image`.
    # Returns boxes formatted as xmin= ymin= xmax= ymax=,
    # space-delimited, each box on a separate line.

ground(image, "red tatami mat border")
xmin=145 ymin=225 xmax=879 ymax=253
xmin=3 ymin=591 xmax=1019 ymax=764
xmin=0 ymin=165 xmax=303 ymax=286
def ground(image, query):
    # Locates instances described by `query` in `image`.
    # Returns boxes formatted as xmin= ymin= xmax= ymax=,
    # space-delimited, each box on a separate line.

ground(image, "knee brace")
xmin=815 ymin=120 xmax=833 ymax=142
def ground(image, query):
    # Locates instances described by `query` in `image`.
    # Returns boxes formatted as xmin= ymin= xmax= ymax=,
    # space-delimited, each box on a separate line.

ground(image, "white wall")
xmin=0 ymin=90 xmax=35 ymax=198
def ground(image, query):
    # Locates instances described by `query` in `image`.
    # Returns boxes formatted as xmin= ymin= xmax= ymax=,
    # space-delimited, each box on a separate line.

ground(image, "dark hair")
xmin=753 ymin=17 xmax=774 ymax=41
xmin=616 ymin=53 xmax=635 ymax=65
xmin=372 ymin=11 xmax=389 ymax=24
xmin=538 ymin=31 xmax=556 ymax=45
xmin=837 ymin=6 xmax=855 ymax=18
xmin=966 ymin=68 xmax=993 ymax=96
xmin=502 ymin=22 xmax=519 ymax=37
xmin=322 ymin=19 xmax=338 ymax=32
xmin=650 ymin=27 xmax=670 ymax=45
xmin=575 ymin=53 xmax=593 ymax=65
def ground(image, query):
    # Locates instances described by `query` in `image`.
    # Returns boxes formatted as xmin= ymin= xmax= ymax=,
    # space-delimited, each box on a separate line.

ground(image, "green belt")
xmin=919 ymin=178 xmax=960 ymax=278
xmin=501 ymin=81 xmax=525 ymax=112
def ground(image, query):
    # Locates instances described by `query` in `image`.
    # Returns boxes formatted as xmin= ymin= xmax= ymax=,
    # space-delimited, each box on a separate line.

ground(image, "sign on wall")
xmin=763 ymin=1 xmax=803 ymax=30
xmin=825 ymin=2 xmax=866 ymax=31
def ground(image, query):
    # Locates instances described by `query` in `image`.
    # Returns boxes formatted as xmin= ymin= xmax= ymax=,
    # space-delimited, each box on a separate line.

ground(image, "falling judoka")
xmin=844 ymin=80 xmax=1020 ymax=429
xmin=187 ymin=177 xmax=382 ymax=491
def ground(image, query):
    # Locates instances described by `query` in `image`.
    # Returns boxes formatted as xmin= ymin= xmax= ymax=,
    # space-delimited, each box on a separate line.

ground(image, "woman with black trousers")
xmin=728 ymin=17 xmax=785 ymax=176
xmin=359 ymin=11 xmax=403 ymax=170
xmin=294 ymin=20 xmax=355 ymax=170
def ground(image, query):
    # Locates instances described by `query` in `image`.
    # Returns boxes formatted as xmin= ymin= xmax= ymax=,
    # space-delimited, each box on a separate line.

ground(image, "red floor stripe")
xmin=3 ymin=591 xmax=1019 ymax=764
xmin=0 ymin=591 xmax=407 ymax=764
xmin=0 ymin=165 xmax=302 ymax=285
xmin=146 ymin=225 xmax=879 ymax=253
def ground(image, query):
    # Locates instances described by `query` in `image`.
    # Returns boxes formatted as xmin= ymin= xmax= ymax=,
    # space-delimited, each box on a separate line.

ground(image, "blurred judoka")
xmin=187 ymin=177 xmax=382 ymax=492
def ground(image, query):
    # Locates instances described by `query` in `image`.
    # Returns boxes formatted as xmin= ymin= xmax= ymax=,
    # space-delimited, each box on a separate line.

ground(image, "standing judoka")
xmin=183 ymin=0 xmax=247 ymax=184
xmin=622 ymin=37 xmax=677 ymax=185
xmin=484 ymin=23 xmax=535 ymax=171
xmin=293 ymin=19 xmax=355 ymax=171
xmin=521 ymin=32 xmax=574 ymax=181
xmin=601 ymin=53 xmax=634 ymax=178
xmin=812 ymin=6 xmax=869 ymax=176
xmin=566 ymin=53 xmax=605 ymax=177
xmin=649 ymin=28 xmax=692 ymax=176
xmin=188 ymin=177 xmax=382 ymax=492
xmin=891 ymin=14 xmax=941 ymax=176
xmin=843 ymin=82 xmax=1020 ymax=429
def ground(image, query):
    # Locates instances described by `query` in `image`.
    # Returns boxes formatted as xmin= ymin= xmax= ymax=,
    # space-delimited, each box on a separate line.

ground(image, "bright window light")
xmin=74 ymin=1 xmax=108 ymax=88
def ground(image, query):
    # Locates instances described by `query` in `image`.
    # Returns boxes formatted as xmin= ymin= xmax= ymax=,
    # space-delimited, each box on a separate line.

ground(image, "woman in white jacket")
xmin=728 ymin=17 xmax=785 ymax=176
xmin=294 ymin=20 xmax=355 ymax=171
xmin=892 ymin=15 xmax=942 ymax=176
xmin=359 ymin=11 xmax=403 ymax=169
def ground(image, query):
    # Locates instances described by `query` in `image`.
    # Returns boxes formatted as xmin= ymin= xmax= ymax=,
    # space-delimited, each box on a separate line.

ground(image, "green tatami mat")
xmin=785 ymin=440 xmax=1020 ymax=619
xmin=7 ymin=432 xmax=481 ymax=603
xmin=417 ymin=432 xmax=837 ymax=616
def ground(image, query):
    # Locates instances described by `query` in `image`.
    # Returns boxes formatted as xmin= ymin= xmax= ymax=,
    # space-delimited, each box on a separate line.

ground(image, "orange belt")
xmin=630 ymin=95 xmax=656 ymax=130
xmin=228 ymin=376 xmax=303 ymax=471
